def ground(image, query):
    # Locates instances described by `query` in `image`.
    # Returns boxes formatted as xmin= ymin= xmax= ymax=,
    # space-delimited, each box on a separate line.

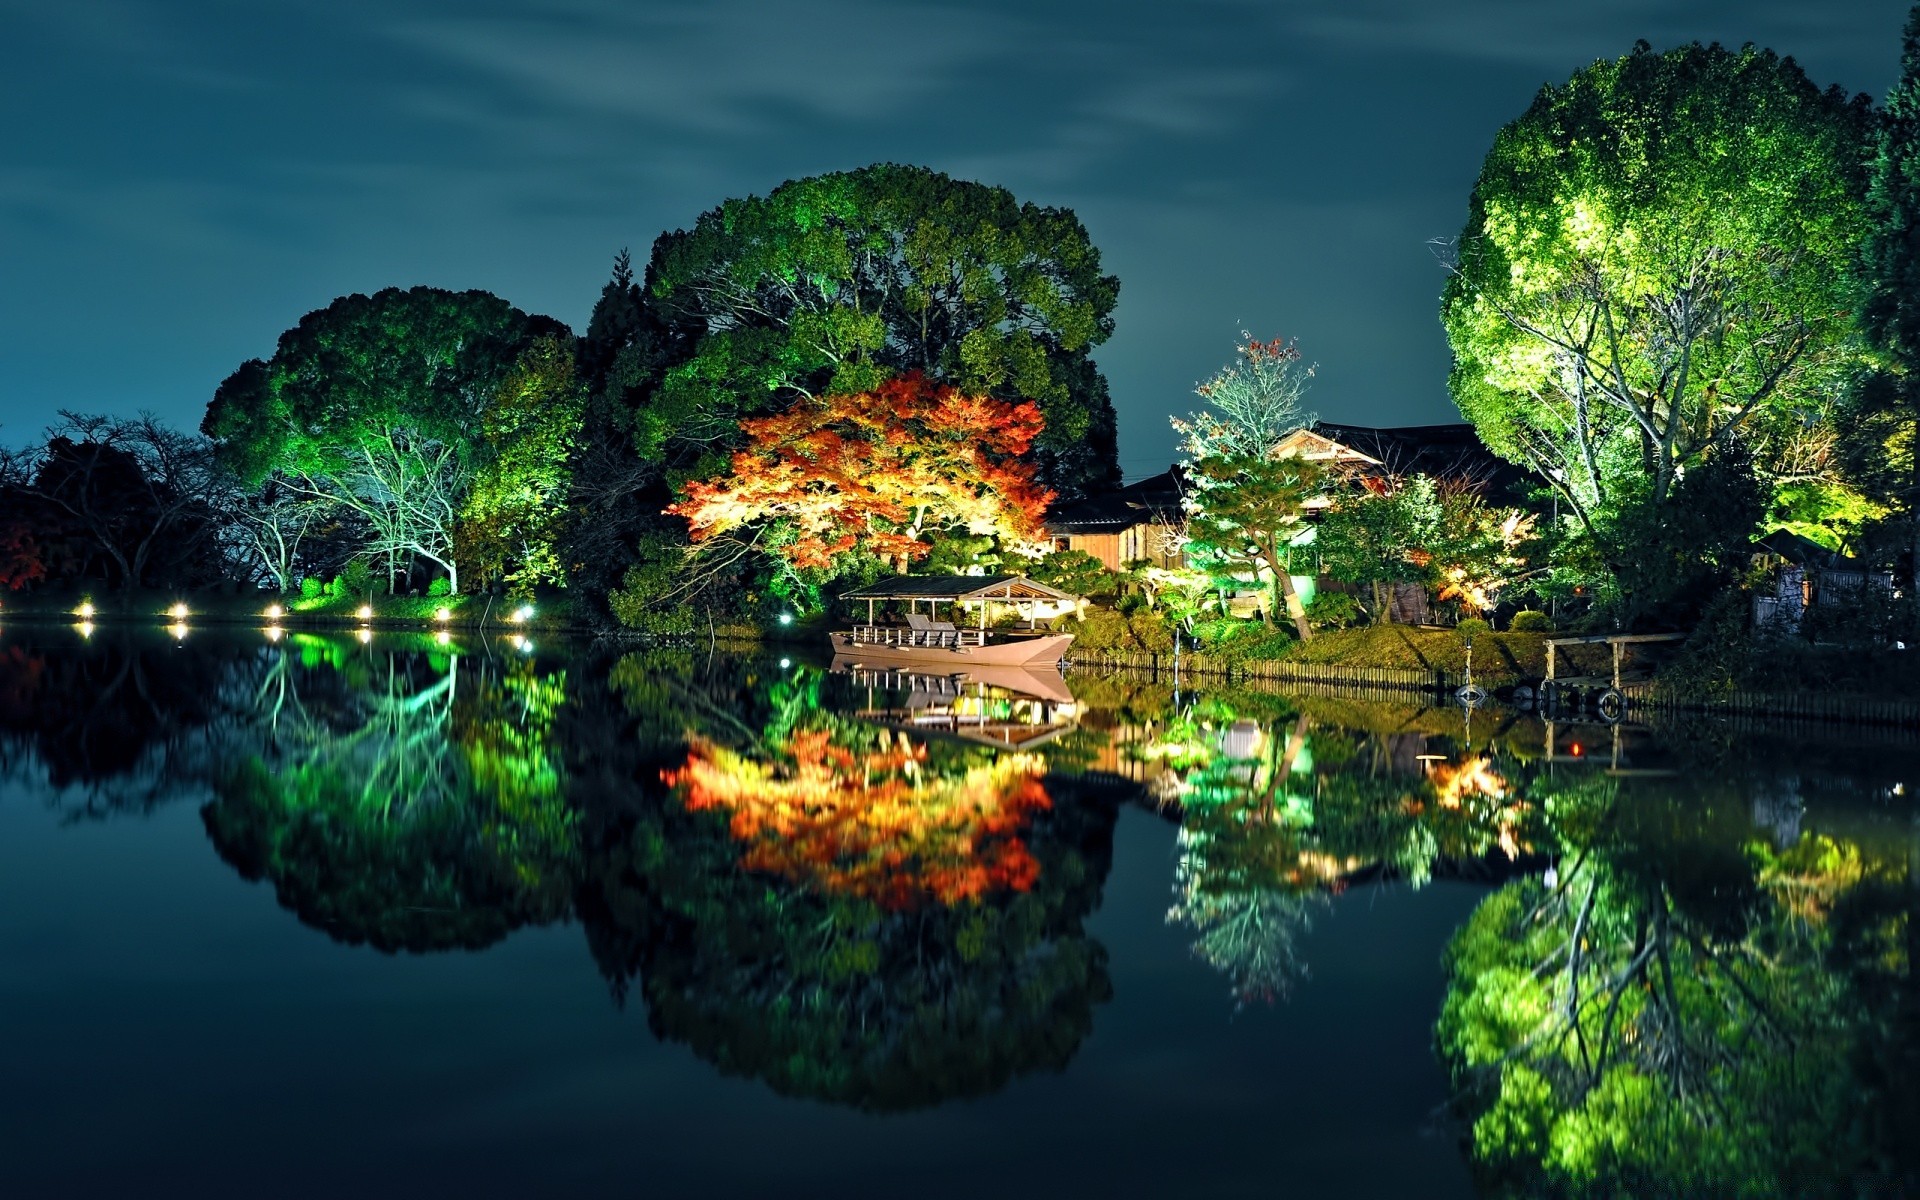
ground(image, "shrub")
xmin=1307 ymin=592 xmax=1363 ymax=630
xmin=1456 ymin=617 xmax=1492 ymax=639
xmin=339 ymin=558 xmax=374 ymax=599
xmin=1127 ymin=610 xmax=1174 ymax=653
xmin=300 ymin=576 xmax=323 ymax=599
xmin=426 ymin=577 xmax=452 ymax=598
xmin=1508 ymin=609 xmax=1553 ymax=632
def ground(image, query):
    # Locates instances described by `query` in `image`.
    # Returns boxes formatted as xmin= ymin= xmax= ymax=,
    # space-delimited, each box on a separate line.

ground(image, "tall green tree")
xmin=1442 ymin=42 xmax=1873 ymax=572
xmin=202 ymin=287 xmax=570 ymax=592
xmin=1186 ymin=454 xmax=1323 ymax=639
xmin=640 ymin=163 xmax=1122 ymax=498
xmin=1856 ymin=5 xmax=1920 ymax=590
xmin=1315 ymin=476 xmax=1442 ymax=624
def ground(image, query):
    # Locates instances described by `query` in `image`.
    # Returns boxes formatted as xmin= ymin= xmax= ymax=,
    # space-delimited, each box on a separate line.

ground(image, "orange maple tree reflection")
xmin=664 ymin=730 xmax=1052 ymax=908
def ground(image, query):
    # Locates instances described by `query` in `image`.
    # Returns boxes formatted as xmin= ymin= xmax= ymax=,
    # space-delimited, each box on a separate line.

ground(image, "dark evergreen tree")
xmin=1856 ymin=5 xmax=1920 ymax=589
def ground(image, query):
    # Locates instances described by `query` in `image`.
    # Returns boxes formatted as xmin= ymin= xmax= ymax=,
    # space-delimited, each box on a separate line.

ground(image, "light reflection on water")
xmin=0 ymin=627 xmax=1911 ymax=1198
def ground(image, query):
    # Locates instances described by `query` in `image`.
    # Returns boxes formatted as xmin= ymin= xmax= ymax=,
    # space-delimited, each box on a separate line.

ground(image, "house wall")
xmin=1057 ymin=522 xmax=1183 ymax=572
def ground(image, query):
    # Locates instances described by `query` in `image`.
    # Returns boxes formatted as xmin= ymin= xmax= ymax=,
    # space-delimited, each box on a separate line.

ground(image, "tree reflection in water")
xmin=2 ymin=627 xmax=1912 ymax=1174
xmin=1436 ymin=755 xmax=1918 ymax=1195
xmin=573 ymin=657 xmax=1116 ymax=1111
xmin=202 ymin=634 xmax=578 ymax=952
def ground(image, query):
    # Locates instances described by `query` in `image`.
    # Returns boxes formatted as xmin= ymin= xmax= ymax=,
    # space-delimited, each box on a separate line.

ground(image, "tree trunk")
xmin=1276 ymin=568 xmax=1310 ymax=641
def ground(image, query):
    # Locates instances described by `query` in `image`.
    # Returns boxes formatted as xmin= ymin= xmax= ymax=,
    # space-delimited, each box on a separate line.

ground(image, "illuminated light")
xmin=510 ymin=634 xmax=528 ymax=651
xmin=265 ymin=625 xmax=284 ymax=642
xmin=168 ymin=622 xmax=189 ymax=641
xmin=356 ymin=604 xmax=374 ymax=620
xmin=168 ymin=602 xmax=189 ymax=620
xmin=356 ymin=628 xmax=372 ymax=644
xmin=434 ymin=606 xmax=452 ymax=622
xmin=510 ymin=604 xmax=535 ymax=623
xmin=779 ymin=657 xmax=792 ymax=669
xmin=77 ymin=621 xmax=94 ymax=639
xmin=264 ymin=603 xmax=284 ymax=620
xmin=1568 ymin=743 xmax=1583 ymax=757
xmin=76 ymin=601 xmax=94 ymax=620
xmin=434 ymin=630 xmax=451 ymax=646
xmin=519 ymin=639 xmax=534 ymax=655
xmin=778 ymin=613 xmax=794 ymax=626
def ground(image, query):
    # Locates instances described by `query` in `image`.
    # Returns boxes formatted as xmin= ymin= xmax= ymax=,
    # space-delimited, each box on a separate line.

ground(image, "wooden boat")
xmin=831 ymin=575 xmax=1077 ymax=668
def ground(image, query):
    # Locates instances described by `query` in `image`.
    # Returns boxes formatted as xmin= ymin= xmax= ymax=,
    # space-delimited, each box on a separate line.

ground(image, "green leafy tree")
xmin=1442 ymin=42 xmax=1873 ymax=576
xmin=1172 ymin=334 xmax=1316 ymax=461
xmin=640 ymin=163 xmax=1122 ymax=498
xmin=1186 ymin=455 xmax=1324 ymax=639
xmin=1315 ymin=476 xmax=1442 ymax=624
xmin=202 ymin=286 xmax=569 ymax=593
xmin=458 ymin=334 xmax=587 ymax=591
xmin=1855 ymin=6 xmax=1920 ymax=590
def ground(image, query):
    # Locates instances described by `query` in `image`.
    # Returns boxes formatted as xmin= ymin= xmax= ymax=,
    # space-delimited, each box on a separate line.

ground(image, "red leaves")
xmin=663 ymin=730 xmax=1052 ymax=909
xmin=667 ymin=372 xmax=1054 ymax=569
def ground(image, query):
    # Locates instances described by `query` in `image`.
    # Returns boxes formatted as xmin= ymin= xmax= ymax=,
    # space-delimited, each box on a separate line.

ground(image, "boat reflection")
xmin=831 ymin=656 xmax=1078 ymax=750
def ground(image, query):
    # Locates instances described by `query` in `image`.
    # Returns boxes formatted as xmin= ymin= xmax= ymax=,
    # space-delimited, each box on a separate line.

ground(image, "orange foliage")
xmin=664 ymin=730 xmax=1052 ymax=908
xmin=668 ymin=373 xmax=1054 ymax=569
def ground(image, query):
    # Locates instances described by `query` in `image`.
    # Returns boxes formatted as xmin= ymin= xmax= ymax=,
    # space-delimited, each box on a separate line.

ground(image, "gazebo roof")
xmin=839 ymin=574 xmax=1075 ymax=602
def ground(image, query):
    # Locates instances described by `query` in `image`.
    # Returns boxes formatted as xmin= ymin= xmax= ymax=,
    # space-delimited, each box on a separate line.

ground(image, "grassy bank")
xmin=1280 ymin=626 xmax=1549 ymax=687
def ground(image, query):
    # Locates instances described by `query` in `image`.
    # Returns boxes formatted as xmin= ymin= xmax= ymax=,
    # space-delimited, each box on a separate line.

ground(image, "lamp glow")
xmin=434 ymin=630 xmax=451 ymax=646
xmin=264 ymin=603 xmax=283 ymax=620
xmin=356 ymin=604 xmax=374 ymax=620
xmin=77 ymin=621 xmax=94 ymax=639
xmin=76 ymin=601 xmax=94 ymax=620
xmin=356 ymin=628 xmax=372 ymax=644
xmin=168 ymin=602 xmax=189 ymax=620
xmin=265 ymin=626 xmax=284 ymax=642
xmin=434 ymin=606 xmax=452 ymax=622
xmin=510 ymin=605 xmax=535 ymax=623
xmin=778 ymin=613 xmax=794 ymax=626
xmin=168 ymin=622 xmax=189 ymax=640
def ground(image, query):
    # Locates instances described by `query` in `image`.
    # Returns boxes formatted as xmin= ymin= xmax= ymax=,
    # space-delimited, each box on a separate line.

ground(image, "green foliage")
xmin=1172 ymin=334 xmax=1315 ymax=460
xmin=299 ymin=576 xmax=322 ymax=599
xmin=1507 ymin=609 xmax=1553 ymax=632
xmin=1443 ymin=41 xmax=1873 ymax=595
xmin=1304 ymin=591 xmax=1362 ymax=630
xmin=1314 ymin=476 xmax=1441 ymax=617
xmin=642 ymin=163 xmax=1123 ymax=497
xmin=1027 ymin=548 xmax=1112 ymax=598
xmin=339 ymin=557 xmax=374 ymax=599
xmin=457 ymin=333 xmax=587 ymax=592
xmin=1185 ymin=454 xmax=1323 ymax=639
xmin=426 ymin=576 xmax=452 ymax=598
xmin=1454 ymin=617 xmax=1491 ymax=639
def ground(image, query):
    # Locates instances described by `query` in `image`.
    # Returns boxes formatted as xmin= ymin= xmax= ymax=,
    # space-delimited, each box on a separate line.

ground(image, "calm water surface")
xmin=0 ymin=628 xmax=1912 ymax=1198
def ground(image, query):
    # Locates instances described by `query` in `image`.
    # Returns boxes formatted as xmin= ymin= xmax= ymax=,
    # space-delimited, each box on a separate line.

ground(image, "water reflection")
xmin=0 ymin=627 xmax=1912 ymax=1192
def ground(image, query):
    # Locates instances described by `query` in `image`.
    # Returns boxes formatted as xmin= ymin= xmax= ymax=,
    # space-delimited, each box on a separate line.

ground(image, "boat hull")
xmin=828 ymin=632 xmax=1074 ymax=667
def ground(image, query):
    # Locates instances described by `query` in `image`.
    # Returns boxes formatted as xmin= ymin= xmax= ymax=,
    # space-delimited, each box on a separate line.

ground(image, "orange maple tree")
xmin=663 ymin=729 xmax=1051 ymax=909
xmin=667 ymin=373 xmax=1054 ymax=570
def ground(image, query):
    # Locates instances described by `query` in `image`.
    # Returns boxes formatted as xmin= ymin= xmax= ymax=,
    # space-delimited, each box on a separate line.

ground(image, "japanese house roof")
xmin=839 ymin=575 xmax=1075 ymax=602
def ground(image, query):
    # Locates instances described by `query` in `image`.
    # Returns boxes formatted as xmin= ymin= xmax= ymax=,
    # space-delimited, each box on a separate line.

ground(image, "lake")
xmin=0 ymin=626 xmax=1913 ymax=1198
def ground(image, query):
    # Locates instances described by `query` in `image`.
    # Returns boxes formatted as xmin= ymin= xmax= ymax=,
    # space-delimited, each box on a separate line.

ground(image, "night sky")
xmin=3 ymin=0 xmax=1909 ymax=479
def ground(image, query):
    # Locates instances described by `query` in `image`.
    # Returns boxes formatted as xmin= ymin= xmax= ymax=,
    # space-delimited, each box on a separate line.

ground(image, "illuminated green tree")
xmin=202 ymin=287 xmax=571 ymax=592
xmin=1442 ymin=42 xmax=1872 ymax=577
xmin=640 ymin=163 xmax=1122 ymax=498
xmin=1185 ymin=454 xmax=1324 ymax=638
xmin=1315 ymin=476 xmax=1441 ymax=624
xmin=457 ymin=334 xmax=586 ymax=591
